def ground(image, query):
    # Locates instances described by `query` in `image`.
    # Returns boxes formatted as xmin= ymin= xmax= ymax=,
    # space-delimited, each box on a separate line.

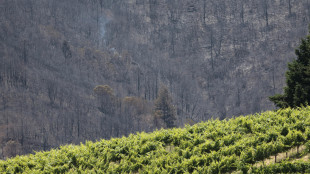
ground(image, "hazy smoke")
xmin=100 ymin=16 xmax=109 ymax=38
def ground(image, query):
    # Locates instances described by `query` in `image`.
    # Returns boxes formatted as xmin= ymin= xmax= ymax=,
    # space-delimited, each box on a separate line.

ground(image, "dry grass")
xmin=254 ymin=145 xmax=307 ymax=167
xmin=231 ymin=145 xmax=309 ymax=174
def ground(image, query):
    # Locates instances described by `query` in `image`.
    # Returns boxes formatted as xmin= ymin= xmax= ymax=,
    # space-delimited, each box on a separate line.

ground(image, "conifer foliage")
xmin=270 ymin=29 xmax=310 ymax=108
xmin=153 ymin=85 xmax=176 ymax=128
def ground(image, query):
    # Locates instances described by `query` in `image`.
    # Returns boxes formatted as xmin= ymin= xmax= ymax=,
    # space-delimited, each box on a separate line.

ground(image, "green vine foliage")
xmin=1 ymin=107 xmax=310 ymax=173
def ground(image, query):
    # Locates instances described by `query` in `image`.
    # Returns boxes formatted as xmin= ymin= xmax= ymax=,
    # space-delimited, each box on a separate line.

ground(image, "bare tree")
xmin=47 ymin=80 xmax=58 ymax=106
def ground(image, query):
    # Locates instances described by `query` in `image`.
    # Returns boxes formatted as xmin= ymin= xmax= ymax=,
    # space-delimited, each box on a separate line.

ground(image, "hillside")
xmin=1 ymin=107 xmax=310 ymax=173
xmin=1 ymin=0 xmax=310 ymax=158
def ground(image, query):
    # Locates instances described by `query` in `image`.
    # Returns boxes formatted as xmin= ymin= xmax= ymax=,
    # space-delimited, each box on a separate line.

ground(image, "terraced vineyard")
xmin=1 ymin=107 xmax=310 ymax=173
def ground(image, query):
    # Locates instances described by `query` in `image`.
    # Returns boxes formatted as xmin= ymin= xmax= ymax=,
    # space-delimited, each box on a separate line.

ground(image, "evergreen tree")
xmin=270 ymin=29 xmax=310 ymax=108
xmin=154 ymin=85 xmax=176 ymax=128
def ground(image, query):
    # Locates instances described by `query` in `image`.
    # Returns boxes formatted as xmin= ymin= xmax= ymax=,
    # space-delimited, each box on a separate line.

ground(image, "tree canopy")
xmin=93 ymin=85 xmax=116 ymax=114
xmin=270 ymin=29 xmax=310 ymax=108
xmin=154 ymin=85 xmax=176 ymax=128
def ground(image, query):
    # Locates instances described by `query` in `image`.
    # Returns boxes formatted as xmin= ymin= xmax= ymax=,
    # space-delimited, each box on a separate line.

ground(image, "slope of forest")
xmin=1 ymin=0 xmax=310 ymax=158
xmin=1 ymin=107 xmax=310 ymax=173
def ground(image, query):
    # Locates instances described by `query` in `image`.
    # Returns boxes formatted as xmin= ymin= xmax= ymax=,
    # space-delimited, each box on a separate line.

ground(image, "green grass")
xmin=1 ymin=107 xmax=310 ymax=173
